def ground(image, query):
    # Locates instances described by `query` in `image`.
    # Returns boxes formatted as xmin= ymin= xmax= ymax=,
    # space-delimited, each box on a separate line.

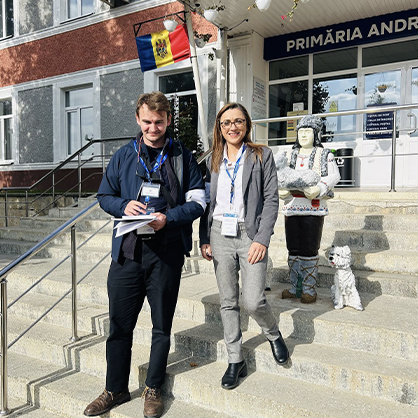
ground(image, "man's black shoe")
xmin=269 ymin=334 xmax=289 ymax=365
xmin=84 ymin=389 xmax=130 ymax=416
xmin=221 ymin=360 xmax=247 ymax=390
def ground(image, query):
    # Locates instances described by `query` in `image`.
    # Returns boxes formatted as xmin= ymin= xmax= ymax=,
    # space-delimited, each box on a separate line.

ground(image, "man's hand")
xmin=124 ymin=200 xmax=147 ymax=216
xmin=148 ymin=212 xmax=167 ymax=231
xmin=303 ymin=186 xmax=320 ymax=200
xmin=248 ymin=242 xmax=267 ymax=265
xmin=200 ymin=244 xmax=213 ymax=261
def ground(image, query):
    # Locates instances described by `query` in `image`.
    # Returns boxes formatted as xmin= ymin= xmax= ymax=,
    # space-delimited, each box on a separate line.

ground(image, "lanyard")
xmin=135 ymin=137 xmax=172 ymax=183
xmin=224 ymin=145 xmax=246 ymax=205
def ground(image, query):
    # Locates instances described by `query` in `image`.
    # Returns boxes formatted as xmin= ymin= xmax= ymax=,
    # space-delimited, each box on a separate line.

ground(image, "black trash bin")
xmin=335 ymin=148 xmax=354 ymax=187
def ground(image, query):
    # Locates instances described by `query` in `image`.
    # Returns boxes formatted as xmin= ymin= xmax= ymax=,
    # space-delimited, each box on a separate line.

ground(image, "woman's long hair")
xmin=211 ymin=103 xmax=265 ymax=172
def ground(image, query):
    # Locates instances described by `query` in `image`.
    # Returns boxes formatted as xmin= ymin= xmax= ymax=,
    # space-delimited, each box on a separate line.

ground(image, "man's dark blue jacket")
xmin=97 ymin=138 xmax=205 ymax=262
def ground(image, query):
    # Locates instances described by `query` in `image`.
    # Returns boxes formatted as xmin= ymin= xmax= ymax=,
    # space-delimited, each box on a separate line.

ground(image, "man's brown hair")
xmin=136 ymin=91 xmax=171 ymax=118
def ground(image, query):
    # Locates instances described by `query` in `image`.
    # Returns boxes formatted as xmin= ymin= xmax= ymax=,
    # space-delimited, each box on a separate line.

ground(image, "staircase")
xmin=0 ymin=190 xmax=417 ymax=417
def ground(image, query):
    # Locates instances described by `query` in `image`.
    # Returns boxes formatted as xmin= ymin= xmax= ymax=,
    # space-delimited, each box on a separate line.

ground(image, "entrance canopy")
xmin=182 ymin=0 xmax=416 ymax=38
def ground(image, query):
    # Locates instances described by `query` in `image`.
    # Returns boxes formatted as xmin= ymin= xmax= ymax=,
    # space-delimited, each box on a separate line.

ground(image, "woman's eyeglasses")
xmin=219 ymin=118 xmax=246 ymax=129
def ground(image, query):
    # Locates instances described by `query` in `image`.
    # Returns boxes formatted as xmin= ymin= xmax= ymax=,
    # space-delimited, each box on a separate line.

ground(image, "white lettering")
xmin=408 ymin=16 xmax=418 ymax=30
xmin=335 ymin=30 xmax=345 ymax=43
xmin=381 ymin=21 xmax=393 ymax=34
xmin=324 ymin=29 xmax=335 ymax=45
xmin=287 ymin=40 xmax=296 ymax=52
xmin=296 ymin=38 xmax=305 ymax=50
xmin=311 ymin=34 xmax=323 ymax=47
xmin=368 ymin=24 xmax=379 ymax=37
xmin=351 ymin=27 xmax=363 ymax=40
xmin=395 ymin=19 xmax=407 ymax=32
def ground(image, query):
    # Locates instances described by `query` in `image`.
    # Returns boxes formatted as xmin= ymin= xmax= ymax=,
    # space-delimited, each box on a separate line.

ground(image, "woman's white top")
xmin=213 ymin=144 xmax=246 ymax=222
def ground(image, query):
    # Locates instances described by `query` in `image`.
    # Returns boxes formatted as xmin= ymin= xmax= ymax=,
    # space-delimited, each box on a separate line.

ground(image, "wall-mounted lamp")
xmin=163 ymin=18 xmax=178 ymax=32
xmin=255 ymin=0 xmax=271 ymax=12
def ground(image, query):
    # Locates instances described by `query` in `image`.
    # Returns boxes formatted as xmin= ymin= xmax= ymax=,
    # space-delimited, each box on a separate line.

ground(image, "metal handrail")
xmin=252 ymin=103 xmax=418 ymax=192
xmin=0 ymin=137 xmax=133 ymax=227
xmin=0 ymin=200 xmax=109 ymax=415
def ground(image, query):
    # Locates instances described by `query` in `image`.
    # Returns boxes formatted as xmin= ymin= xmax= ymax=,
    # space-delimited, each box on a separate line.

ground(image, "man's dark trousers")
xmin=105 ymin=236 xmax=184 ymax=391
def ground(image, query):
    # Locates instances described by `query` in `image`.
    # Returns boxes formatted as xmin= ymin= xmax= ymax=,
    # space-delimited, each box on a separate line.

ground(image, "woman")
xmin=199 ymin=103 xmax=289 ymax=391
xmin=278 ymin=115 xmax=341 ymax=303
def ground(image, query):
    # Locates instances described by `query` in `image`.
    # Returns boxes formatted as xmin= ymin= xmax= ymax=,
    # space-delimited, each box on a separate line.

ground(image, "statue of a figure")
xmin=276 ymin=115 xmax=341 ymax=303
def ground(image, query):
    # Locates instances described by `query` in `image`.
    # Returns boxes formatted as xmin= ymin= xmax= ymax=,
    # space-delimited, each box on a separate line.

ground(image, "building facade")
xmin=0 ymin=0 xmax=217 ymax=189
xmin=1 ymin=0 xmax=418 ymax=189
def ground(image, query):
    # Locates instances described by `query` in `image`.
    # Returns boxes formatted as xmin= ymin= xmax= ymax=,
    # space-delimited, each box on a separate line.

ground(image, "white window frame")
xmin=53 ymin=75 xmax=100 ymax=162
xmin=0 ymin=95 xmax=13 ymax=162
xmin=0 ymin=0 xmax=14 ymax=39
xmin=56 ymin=0 xmax=97 ymax=24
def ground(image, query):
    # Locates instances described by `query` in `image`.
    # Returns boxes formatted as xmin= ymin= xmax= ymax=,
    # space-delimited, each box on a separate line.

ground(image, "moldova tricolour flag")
xmin=136 ymin=24 xmax=191 ymax=73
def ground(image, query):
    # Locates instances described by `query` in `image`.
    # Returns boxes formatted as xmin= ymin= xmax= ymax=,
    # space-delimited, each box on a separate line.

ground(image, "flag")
xmin=136 ymin=24 xmax=191 ymax=72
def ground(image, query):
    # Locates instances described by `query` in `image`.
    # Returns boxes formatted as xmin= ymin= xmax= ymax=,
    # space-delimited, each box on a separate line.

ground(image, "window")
xmin=269 ymin=55 xmax=309 ymax=80
xmin=65 ymin=86 xmax=94 ymax=155
xmin=0 ymin=98 xmax=12 ymax=160
xmin=66 ymin=0 xmax=94 ymax=20
xmin=314 ymin=48 xmax=357 ymax=74
xmin=159 ymin=72 xmax=202 ymax=154
xmin=363 ymin=39 xmax=418 ymax=67
xmin=0 ymin=0 xmax=13 ymax=39
xmin=313 ymin=74 xmax=357 ymax=142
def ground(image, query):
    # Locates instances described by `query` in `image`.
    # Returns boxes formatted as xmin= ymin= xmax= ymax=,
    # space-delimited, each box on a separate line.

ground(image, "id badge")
xmin=221 ymin=212 xmax=238 ymax=236
xmin=142 ymin=182 xmax=160 ymax=198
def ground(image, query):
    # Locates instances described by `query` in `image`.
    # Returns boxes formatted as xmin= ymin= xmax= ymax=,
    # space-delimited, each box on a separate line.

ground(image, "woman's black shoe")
xmin=269 ymin=334 xmax=289 ymax=365
xmin=221 ymin=360 xmax=247 ymax=390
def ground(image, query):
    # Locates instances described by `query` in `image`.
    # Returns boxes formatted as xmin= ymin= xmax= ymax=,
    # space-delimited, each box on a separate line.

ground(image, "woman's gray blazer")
xmin=199 ymin=146 xmax=279 ymax=248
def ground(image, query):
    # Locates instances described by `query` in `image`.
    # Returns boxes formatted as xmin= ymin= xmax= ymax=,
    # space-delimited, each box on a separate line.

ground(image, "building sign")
xmin=252 ymin=77 xmax=267 ymax=120
xmin=365 ymin=104 xmax=396 ymax=140
xmin=265 ymin=9 xmax=418 ymax=60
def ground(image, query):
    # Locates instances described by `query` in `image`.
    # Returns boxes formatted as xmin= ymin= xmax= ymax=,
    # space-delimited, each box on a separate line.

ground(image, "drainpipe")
xmin=184 ymin=7 xmax=210 ymax=151
xmin=217 ymin=28 xmax=227 ymax=111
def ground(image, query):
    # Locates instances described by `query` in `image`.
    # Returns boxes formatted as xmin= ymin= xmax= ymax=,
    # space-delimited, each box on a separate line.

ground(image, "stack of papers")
xmin=112 ymin=215 xmax=156 ymax=238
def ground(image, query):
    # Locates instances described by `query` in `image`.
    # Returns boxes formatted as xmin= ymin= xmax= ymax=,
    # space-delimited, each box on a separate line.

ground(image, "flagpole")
xmin=184 ymin=7 xmax=210 ymax=151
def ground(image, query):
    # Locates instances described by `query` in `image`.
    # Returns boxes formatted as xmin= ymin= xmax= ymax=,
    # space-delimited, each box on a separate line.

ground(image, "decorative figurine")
xmin=276 ymin=115 xmax=341 ymax=303
xmin=328 ymin=245 xmax=363 ymax=311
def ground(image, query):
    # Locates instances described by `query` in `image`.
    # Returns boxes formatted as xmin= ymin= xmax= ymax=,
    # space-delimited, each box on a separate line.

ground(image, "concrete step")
xmin=8 ymin=269 xmax=418 ymax=367
xmin=272 ymin=264 xmax=418 ymax=298
xmin=328 ymin=199 xmax=418 ymax=215
xmin=271 ymin=228 xmax=418 ymax=252
xmin=273 ymin=212 xmax=418 ymax=232
xmin=7 ymin=313 xmax=418 ymax=414
xmin=18 ymin=217 xmax=111 ymax=233
xmin=7 ymin=352 xmax=230 ymax=418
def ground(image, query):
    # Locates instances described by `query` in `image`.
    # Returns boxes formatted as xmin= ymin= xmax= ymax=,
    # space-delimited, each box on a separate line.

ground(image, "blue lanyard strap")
xmin=224 ymin=145 xmax=246 ymax=205
xmin=135 ymin=137 xmax=172 ymax=182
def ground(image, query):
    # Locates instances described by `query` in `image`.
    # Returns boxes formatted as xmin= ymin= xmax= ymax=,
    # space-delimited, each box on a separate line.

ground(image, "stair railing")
xmin=0 ymin=200 xmax=111 ymax=415
xmin=251 ymin=103 xmax=418 ymax=192
xmin=0 ymin=137 xmax=132 ymax=227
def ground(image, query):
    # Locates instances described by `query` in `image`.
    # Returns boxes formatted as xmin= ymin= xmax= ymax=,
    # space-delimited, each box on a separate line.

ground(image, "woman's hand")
xmin=248 ymin=242 xmax=267 ymax=265
xmin=200 ymin=244 xmax=213 ymax=261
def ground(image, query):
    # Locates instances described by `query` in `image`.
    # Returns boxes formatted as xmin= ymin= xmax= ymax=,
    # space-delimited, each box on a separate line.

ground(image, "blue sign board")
xmin=265 ymin=9 xmax=418 ymax=60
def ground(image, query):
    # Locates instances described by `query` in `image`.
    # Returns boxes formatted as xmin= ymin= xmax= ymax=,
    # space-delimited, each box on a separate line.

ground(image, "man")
xmin=84 ymin=91 xmax=205 ymax=418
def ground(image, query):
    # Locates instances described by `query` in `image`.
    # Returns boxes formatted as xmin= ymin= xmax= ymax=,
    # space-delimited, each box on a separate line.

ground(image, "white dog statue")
xmin=328 ymin=245 xmax=363 ymax=311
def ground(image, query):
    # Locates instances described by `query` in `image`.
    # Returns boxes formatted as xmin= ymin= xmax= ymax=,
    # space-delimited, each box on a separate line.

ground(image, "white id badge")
xmin=221 ymin=213 xmax=238 ymax=236
xmin=142 ymin=182 xmax=160 ymax=198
